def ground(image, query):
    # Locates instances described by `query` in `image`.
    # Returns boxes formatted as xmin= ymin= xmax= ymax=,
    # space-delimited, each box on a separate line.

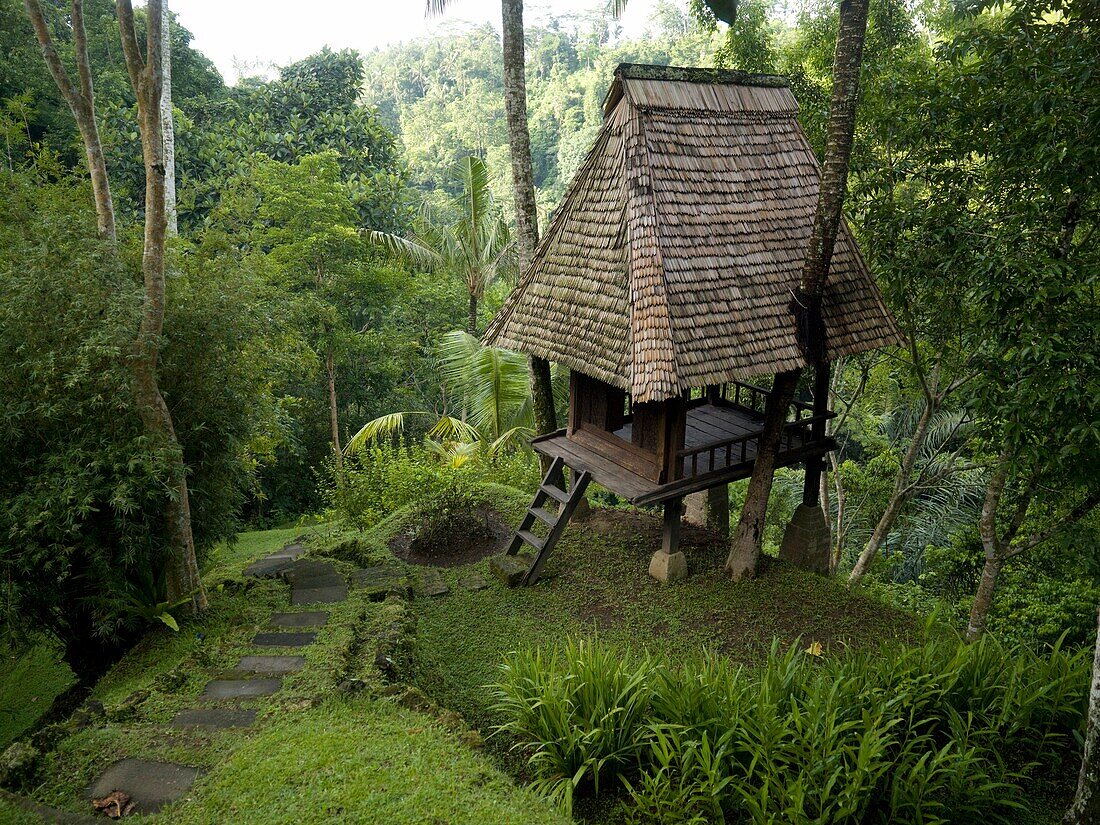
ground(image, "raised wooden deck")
xmin=533 ymin=402 xmax=835 ymax=506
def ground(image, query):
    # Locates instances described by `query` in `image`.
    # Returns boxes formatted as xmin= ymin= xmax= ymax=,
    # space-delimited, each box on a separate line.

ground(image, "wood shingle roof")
xmin=484 ymin=63 xmax=901 ymax=402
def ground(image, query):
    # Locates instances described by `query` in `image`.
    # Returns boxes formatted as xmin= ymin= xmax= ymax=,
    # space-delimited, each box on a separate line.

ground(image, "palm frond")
xmin=424 ymin=437 xmax=481 ymax=468
xmin=465 ymin=344 xmax=532 ymax=440
xmin=428 ymin=415 xmax=482 ymax=444
xmin=488 ymin=426 xmax=535 ymax=457
xmin=425 ymin=0 xmax=450 ymax=17
xmin=345 ymin=411 xmax=425 ymax=454
xmin=364 ymin=230 xmax=443 ymax=269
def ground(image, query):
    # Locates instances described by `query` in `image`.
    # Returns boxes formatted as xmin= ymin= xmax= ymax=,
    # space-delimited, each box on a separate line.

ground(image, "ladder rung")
xmin=541 ymin=485 xmax=570 ymax=504
xmin=517 ymin=530 xmax=544 ymax=551
xmin=530 ymin=507 xmax=557 ymax=526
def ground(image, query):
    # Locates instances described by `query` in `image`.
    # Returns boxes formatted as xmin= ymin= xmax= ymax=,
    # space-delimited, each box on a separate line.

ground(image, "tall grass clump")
xmin=493 ymin=633 xmax=1088 ymax=823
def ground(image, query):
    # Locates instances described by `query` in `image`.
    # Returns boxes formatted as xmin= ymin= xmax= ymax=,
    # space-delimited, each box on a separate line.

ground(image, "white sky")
xmin=168 ymin=0 xmax=668 ymax=84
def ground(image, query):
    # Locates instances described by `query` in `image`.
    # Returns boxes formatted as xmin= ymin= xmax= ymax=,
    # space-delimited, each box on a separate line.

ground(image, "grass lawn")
xmin=350 ymin=485 xmax=923 ymax=734
xmin=9 ymin=519 xmax=567 ymax=825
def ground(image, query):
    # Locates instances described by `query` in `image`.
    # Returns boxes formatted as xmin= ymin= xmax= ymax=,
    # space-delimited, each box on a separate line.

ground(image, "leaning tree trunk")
xmin=500 ymin=0 xmax=558 ymax=459
xmin=1066 ymin=605 xmax=1100 ymax=825
xmin=23 ymin=0 xmax=116 ymax=243
xmin=726 ymin=0 xmax=871 ymax=579
xmin=160 ymin=1 xmax=176 ymax=235
xmin=118 ymin=0 xmax=206 ymax=612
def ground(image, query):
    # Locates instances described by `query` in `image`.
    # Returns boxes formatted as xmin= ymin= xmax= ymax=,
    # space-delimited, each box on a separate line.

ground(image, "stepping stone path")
xmin=270 ymin=610 xmax=329 ymax=628
xmin=283 ymin=558 xmax=348 ymax=604
xmin=235 ymin=655 xmax=306 ymax=675
xmin=172 ymin=708 xmax=257 ymax=730
xmin=252 ymin=631 xmax=317 ymax=647
xmin=351 ymin=566 xmax=409 ymax=601
xmin=418 ymin=568 xmax=450 ymax=598
xmin=241 ymin=542 xmax=306 ymax=578
xmin=89 ymin=759 xmax=201 ymax=815
xmin=87 ymin=542 xmax=361 ymax=814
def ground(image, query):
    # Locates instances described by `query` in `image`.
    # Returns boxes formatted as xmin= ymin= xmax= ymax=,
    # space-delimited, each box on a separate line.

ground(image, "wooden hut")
xmin=485 ymin=64 xmax=900 ymax=586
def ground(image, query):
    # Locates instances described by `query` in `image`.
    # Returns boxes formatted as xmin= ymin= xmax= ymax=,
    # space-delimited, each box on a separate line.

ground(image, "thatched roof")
xmin=484 ymin=63 xmax=901 ymax=403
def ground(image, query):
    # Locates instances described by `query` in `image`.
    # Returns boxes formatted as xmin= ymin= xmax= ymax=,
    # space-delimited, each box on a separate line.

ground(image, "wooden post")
xmin=801 ymin=363 xmax=831 ymax=506
xmin=650 ymin=497 xmax=687 ymax=582
xmin=662 ymin=499 xmax=682 ymax=555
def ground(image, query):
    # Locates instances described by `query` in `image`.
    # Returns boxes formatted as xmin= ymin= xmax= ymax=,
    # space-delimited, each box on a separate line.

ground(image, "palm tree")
xmin=345 ymin=330 xmax=534 ymax=458
xmin=426 ymin=0 xmax=573 ymax=447
xmin=367 ymin=156 xmax=513 ymax=336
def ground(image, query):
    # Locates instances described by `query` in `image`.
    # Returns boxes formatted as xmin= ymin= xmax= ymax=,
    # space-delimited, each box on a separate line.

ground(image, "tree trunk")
xmin=828 ymin=451 xmax=846 ymax=571
xmin=499 ymin=0 xmax=558 ymax=452
xmin=326 ymin=348 xmax=343 ymax=469
xmin=849 ymin=400 xmax=934 ymax=580
xmin=725 ymin=369 xmax=799 ymax=580
xmin=725 ymin=0 xmax=870 ymax=578
xmin=468 ymin=292 xmax=478 ymax=336
xmin=965 ymin=456 xmax=1010 ymax=641
xmin=160 ymin=1 xmax=176 ymax=236
xmin=118 ymin=0 xmax=205 ymax=612
xmin=1066 ymin=605 xmax=1100 ymax=825
xmin=23 ymin=0 xmax=116 ymax=242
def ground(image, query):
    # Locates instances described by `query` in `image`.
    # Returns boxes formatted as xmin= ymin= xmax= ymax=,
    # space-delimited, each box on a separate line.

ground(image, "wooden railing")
xmin=677 ymin=409 xmax=836 ymax=479
xmin=716 ymin=380 xmax=816 ymax=421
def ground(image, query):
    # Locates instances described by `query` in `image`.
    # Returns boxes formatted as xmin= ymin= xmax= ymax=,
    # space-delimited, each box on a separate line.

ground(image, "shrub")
xmin=0 ymin=168 xmax=289 ymax=680
xmin=493 ymin=634 xmax=1089 ymax=823
xmin=329 ymin=440 xmax=540 ymax=529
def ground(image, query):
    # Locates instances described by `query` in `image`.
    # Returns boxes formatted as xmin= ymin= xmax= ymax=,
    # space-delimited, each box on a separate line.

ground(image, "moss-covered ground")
xmin=0 ymin=643 xmax=73 ymax=751
xmin=4 ymin=522 xmax=566 ymax=824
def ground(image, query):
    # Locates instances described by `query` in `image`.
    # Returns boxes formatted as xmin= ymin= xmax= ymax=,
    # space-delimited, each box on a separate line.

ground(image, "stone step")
xmin=282 ymin=559 xmax=342 ymax=586
xmin=269 ymin=611 xmax=329 ymax=628
xmin=292 ymin=585 xmax=347 ymax=605
xmin=418 ymin=569 xmax=449 ymax=598
xmin=490 ymin=554 xmax=532 ymax=587
xmin=89 ymin=759 xmax=200 ymax=815
xmin=201 ymin=678 xmax=282 ymax=699
xmin=243 ymin=555 xmax=296 ymax=579
xmin=171 ymin=707 xmax=257 ymax=729
xmin=458 ymin=573 xmax=489 ymax=592
xmin=351 ymin=566 xmax=409 ymax=601
xmin=235 ymin=655 xmax=305 ymax=674
xmin=252 ymin=631 xmax=316 ymax=648
xmin=269 ymin=542 xmax=306 ymax=560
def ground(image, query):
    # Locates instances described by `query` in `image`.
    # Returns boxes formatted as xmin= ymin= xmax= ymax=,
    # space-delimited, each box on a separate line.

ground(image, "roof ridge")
xmin=622 ymin=100 xmax=679 ymax=403
xmin=616 ymin=63 xmax=789 ymax=88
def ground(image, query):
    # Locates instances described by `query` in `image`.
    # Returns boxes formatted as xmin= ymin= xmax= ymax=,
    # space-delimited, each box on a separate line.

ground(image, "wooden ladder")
xmin=506 ymin=456 xmax=592 ymax=586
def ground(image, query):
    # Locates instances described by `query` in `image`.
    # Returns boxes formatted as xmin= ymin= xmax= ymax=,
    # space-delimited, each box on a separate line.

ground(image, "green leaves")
xmin=495 ymin=635 xmax=1088 ymax=823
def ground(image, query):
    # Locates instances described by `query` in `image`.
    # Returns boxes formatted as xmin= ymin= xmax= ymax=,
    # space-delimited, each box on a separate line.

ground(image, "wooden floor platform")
xmin=533 ymin=402 xmax=835 ymax=506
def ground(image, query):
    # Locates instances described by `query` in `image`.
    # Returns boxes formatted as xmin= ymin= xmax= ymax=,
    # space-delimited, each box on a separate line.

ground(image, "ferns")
xmin=494 ymin=635 xmax=1089 ymax=823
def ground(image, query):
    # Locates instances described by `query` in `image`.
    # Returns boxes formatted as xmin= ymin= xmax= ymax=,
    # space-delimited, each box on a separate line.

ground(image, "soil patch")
xmin=389 ymin=504 xmax=511 ymax=568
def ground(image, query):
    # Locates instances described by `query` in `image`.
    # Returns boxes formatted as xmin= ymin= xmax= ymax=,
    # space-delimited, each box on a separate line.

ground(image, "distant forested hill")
xmin=360 ymin=3 xmax=724 ymax=213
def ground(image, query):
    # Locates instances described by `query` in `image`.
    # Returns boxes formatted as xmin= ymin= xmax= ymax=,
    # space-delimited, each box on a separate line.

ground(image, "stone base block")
xmin=648 ymin=550 xmax=688 ymax=583
xmin=490 ymin=554 xmax=530 ymax=587
xmin=779 ymin=503 xmax=832 ymax=575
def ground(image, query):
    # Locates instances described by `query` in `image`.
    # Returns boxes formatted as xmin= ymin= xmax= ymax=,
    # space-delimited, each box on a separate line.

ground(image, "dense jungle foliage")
xmin=0 ymin=0 xmax=1097 ymax=819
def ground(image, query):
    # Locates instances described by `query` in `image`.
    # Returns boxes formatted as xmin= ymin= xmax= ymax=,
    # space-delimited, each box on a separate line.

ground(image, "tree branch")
xmin=71 ymin=0 xmax=94 ymax=108
xmin=23 ymin=0 xmax=80 ymax=111
xmin=115 ymin=0 xmax=145 ymax=94
xmin=1005 ymin=489 xmax=1100 ymax=559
